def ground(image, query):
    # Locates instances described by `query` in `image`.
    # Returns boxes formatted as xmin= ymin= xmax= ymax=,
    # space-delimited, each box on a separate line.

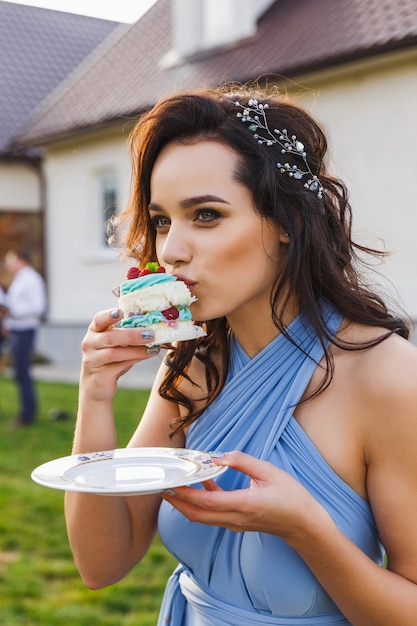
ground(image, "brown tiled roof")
xmin=0 ymin=0 xmax=119 ymax=153
xmin=13 ymin=0 xmax=417 ymax=146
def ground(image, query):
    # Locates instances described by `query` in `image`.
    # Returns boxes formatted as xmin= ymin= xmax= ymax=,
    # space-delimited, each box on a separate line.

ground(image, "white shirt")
xmin=4 ymin=266 xmax=47 ymax=331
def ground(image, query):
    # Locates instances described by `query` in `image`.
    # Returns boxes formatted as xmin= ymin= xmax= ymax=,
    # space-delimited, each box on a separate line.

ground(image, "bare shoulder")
xmin=341 ymin=327 xmax=417 ymax=582
xmin=297 ymin=323 xmax=417 ymax=497
xmin=366 ymin=330 xmax=417 ymax=428
xmin=337 ymin=323 xmax=417 ymax=407
xmin=337 ymin=323 xmax=417 ymax=462
xmin=328 ymin=322 xmax=417 ymax=464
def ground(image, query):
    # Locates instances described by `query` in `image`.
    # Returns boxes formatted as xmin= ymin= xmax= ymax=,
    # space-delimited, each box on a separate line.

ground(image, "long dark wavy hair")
xmin=116 ymin=85 xmax=410 ymax=434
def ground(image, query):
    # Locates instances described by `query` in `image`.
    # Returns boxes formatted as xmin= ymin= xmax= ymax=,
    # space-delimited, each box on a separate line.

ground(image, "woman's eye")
xmin=150 ymin=215 xmax=170 ymax=230
xmin=195 ymin=209 xmax=221 ymax=223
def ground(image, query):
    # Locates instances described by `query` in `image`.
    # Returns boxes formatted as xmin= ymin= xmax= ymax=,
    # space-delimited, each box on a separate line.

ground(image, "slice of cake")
xmin=116 ymin=263 xmax=206 ymax=345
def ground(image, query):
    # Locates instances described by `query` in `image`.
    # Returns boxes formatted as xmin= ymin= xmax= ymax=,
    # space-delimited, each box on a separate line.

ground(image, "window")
xmin=99 ymin=171 xmax=118 ymax=247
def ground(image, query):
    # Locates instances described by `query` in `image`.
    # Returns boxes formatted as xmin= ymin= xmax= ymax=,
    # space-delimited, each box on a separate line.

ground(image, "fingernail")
xmin=164 ymin=489 xmax=176 ymax=496
xmin=208 ymin=451 xmax=226 ymax=458
xmin=111 ymin=309 xmax=120 ymax=319
xmin=141 ymin=329 xmax=154 ymax=339
xmin=146 ymin=345 xmax=160 ymax=355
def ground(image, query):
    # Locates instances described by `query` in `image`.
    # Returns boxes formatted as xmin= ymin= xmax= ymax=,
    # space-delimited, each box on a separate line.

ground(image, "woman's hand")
xmin=162 ymin=451 xmax=329 ymax=540
xmin=80 ymin=308 xmax=160 ymax=402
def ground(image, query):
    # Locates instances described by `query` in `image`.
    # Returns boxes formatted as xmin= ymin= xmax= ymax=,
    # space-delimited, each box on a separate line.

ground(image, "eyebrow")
xmin=148 ymin=194 xmax=230 ymax=212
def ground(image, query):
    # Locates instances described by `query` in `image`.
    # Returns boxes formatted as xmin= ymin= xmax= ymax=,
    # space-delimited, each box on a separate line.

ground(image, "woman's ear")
xmin=279 ymin=229 xmax=290 ymax=244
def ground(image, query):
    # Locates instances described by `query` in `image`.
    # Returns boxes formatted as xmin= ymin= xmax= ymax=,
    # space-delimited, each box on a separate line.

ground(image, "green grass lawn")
xmin=0 ymin=377 xmax=177 ymax=625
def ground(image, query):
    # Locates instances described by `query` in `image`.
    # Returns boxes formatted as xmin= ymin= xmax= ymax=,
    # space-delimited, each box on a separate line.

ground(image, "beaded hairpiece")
xmin=230 ymin=99 xmax=324 ymax=199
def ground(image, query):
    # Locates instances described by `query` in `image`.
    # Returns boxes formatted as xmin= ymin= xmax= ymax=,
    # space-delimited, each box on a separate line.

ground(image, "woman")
xmin=65 ymin=87 xmax=417 ymax=625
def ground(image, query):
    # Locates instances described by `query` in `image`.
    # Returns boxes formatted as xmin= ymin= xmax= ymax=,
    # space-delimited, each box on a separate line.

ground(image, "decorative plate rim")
xmin=31 ymin=447 xmax=227 ymax=496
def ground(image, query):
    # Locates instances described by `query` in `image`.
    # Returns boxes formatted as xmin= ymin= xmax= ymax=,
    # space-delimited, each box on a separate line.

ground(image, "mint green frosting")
xmin=120 ymin=305 xmax=192 ymax=328
xmin=120 ymin=273 xmax=176 ymax=296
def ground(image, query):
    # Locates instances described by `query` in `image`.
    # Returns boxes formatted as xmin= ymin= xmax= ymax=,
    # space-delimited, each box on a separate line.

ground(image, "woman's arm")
xmin=65 ymin=308 xmax=184 ymax=589
xmin=286 ymin=355 xmax=417 ymax=626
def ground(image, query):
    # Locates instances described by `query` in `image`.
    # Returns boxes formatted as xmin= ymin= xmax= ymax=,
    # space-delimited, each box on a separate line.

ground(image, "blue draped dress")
xmin=157 ymin=304 xmax=385 ymax=625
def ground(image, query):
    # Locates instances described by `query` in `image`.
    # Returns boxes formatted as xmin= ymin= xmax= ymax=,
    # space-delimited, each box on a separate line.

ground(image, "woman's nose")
xmin=159 ymin=224 xmax=192 ymax=267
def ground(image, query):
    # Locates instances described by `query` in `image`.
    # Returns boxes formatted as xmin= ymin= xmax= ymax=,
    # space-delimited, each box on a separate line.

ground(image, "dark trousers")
xmin=9 ymin=329 xmax=37 ymax=423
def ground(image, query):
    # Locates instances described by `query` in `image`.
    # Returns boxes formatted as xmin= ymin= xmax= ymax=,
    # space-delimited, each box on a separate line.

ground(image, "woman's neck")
xmin=227 ymin=298 xmax=300 ymax=358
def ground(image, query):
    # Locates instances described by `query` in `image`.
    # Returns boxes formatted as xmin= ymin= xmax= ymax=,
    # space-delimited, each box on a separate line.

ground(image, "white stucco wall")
xmin=43 ymin=126 xmax=133 ymax=324
xmin=0 ymin=161 xmax=41 ymax=210
xmin=297 ymin=50 xmax=417 ymax=318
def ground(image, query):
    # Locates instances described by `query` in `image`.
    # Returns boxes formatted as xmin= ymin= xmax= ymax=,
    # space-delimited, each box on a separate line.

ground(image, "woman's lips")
xmin=174 ymin=274 xmax=197 ymax=292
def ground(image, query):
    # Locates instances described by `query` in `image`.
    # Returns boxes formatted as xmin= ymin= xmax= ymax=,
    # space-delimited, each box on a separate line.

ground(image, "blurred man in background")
xmin=2 ymin=250 xmax=47 ymax=426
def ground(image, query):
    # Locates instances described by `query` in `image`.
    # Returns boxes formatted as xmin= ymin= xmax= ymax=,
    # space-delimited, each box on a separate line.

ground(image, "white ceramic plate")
xmin=31 ymin=447 xmax=227 ymax=495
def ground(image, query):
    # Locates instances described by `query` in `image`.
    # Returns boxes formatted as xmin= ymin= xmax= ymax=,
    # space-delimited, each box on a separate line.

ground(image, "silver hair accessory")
xmin=231 ymin=99 xmax=324 ymax=199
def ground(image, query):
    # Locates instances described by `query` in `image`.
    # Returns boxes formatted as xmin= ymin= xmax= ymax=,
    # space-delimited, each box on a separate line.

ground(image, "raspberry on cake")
xmin=116 ymin=263 xmax=206 ymax=345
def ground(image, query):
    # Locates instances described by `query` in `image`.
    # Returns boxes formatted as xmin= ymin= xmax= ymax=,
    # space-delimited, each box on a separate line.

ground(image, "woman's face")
xmin=148 ymin=140 xmax=287 ymax=326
